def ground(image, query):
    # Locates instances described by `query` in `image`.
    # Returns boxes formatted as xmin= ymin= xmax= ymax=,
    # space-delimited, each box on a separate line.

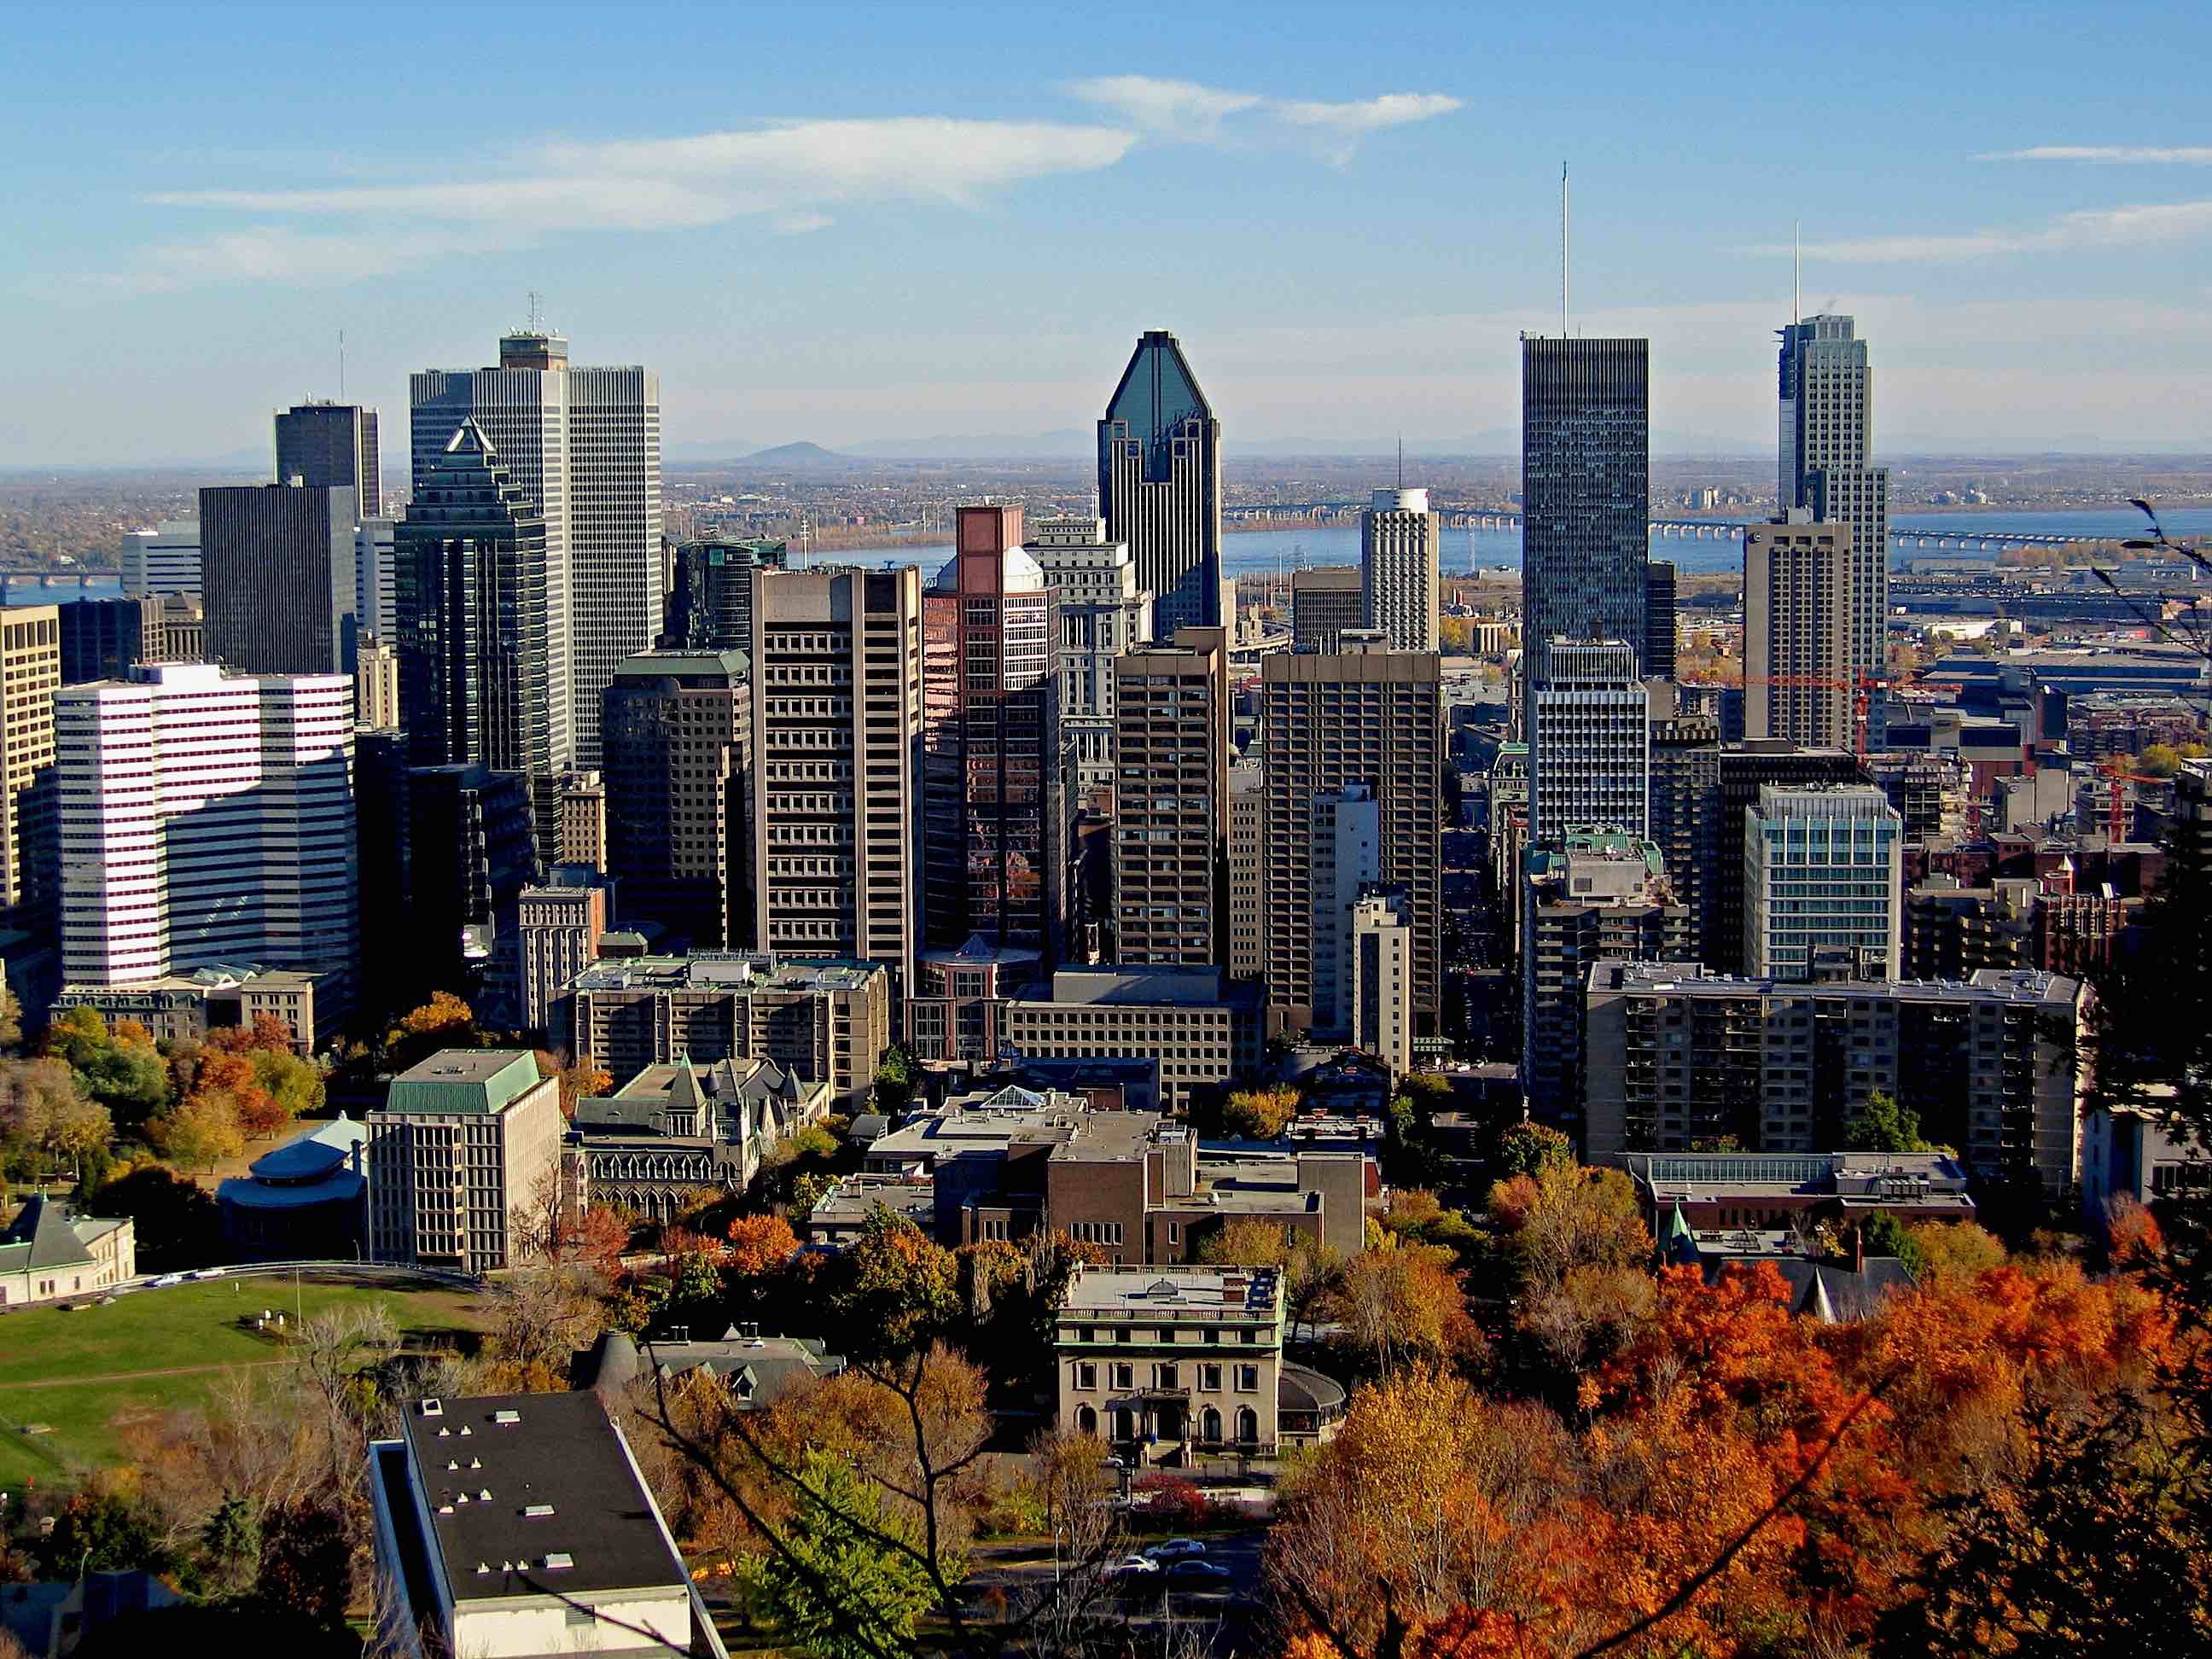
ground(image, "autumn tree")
xmin=535 ymin=1049 xmax=611 ymax=1120
xmin=728 ymin=1212 xmax=803 ymax=1277
xmin=148 ymin=1092 xmax=245 ymax=1170
xmin=1493 ymin=1121 xmax=1574 ymax=1179
xmin=0 ymin=1057 xmax=112 ymax=1179
xmin=1219 ymin=1085 xmax=1301 ymax=1141
xmin=824 ymin=1207 xmax=959 ymax=1362
xmin=45 ymin=1006 xmax=169 ymax=1128
xmin=385 ymin=992 xmax=481 ymax=1072
xmin=480 ymin=1266 xmax=608 ymax=1391
xmin=1324 ymin=1240 xmax=1481 ymax=1380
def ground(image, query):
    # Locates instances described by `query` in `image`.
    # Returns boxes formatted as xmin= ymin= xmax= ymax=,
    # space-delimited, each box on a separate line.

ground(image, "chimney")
xmin=1853 ymin=1222 xmax=1865 ymax=1274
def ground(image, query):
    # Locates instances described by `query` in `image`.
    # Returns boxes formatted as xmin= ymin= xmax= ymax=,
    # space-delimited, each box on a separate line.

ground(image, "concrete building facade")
xmin=1290 ymin=567 xmax=1363 ymax=653
xmin=1028 ymin=515 xmax=1150 ymax=796
xmin=1359 ymin=488 xmax=1441 ymax=652
xmin=1111 ymin=626 xmax=1230 ymax=968
xmin=1529 ymin=639 xmax=1648 ymax=842
xmin=201 ymin=482 xmax=358 ymax=678
xmin=1744 ymin=511 xmax=1853 ymax=749
xmin=602 ymin=649 xmax=750 ymax=952
xmin=366 ymin=1050 xmax=564 ymax=1274
xmin=1743 ymin=784 xmax=1902 ymax=981
xmin=0 ymin=605 xmax=59 ymax=915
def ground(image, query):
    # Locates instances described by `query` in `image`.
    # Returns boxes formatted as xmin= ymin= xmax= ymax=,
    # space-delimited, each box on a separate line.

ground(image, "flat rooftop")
xmin=569 ymin=952 xmax=882 ymax=993
xmin=1063 ymin=1266 xmax=1283 ymax=1318
xmin=398 ymin=1391 xmax=685 ymax=1603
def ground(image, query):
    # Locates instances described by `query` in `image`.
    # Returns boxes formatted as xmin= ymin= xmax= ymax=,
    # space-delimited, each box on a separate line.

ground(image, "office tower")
xmin=1349 ymin=888 xmax=1414 ymax=1076
xmin=356 ymin=518 xmax=397 ymax=643
xmin=1290 ymin=568 xmax=1362 ymax=652
xmin=1098 ymin=329 xmax=1222 ymax=634
xmin=367 ymin=1049 xmax=563 ymax=1272
xmin=922 ymin=505 xmax=1061 ymax=972
xmin=663 ymin=535 xmax=784 ymax=649
xmin=1703 ymin=744 xmax=1866 ymax=974
xmin=1520 ymin=834 xmax=1690 ymax=1133
xmin=1111 ymin=626 xmax=1230 ymax=968
xmin=1262 ymin=642 xmax=1442 ymax=1033
xmin=1028 ymin=515 xmax=1150 ymax=797
xmin=275 ymin=400 xmax=381 ymax=518
xmin=1529 ymin=641 xmax=1647 ymax=841
xmin=1359 ymin=490 xmax=1441 ymax=652
xmin=356 ymin=637 xmax=400 ymax=729
xmin=402 ymin=762 xmax=536 ymax=1007
xmin=517 ymin=873 xmax=608 ymax=1043
xmin=1584 ymin=963 xmax=2086 ymax=1186
xmin=1642 ymin=560 xmax=1677 ymax=682
xmin=410 ymin=329 xmax=574 ymax=769
xmin=528 ymin=768 xmax=607 ymax=874
xmin=56 ymin=665 xmax=356 ymax=1007
xmin=1743 ymin=784 xmax=1903 ymax=981
xmin=1521 ymin=337 xmax=1649 ymax=683
xmin=1227 ymin=760 xmax=1264 ymax=981
xmin=393 ymin=422 xmax=562 ymax=773
xmin=1778 ymin=315 xmax=1889 ymax=682
xmin=565 ymin=362 xmax=662 ymax=765
xmin=1645 ymin=715 xmax=1719 ymax=941
xmin=120 ymin=521 xmax=201 ymax=597
xmin=0 ymin=607 xmax=60 ymax=914
xmin=201 ymin=482 xmax=358 ymax=677
xmin=1743 ymin=511 xmax=1852 ymax=748
xmin=746 ymin=567 xmax=924 ymax=998
xmin=602 ymin=649 xmax=751 ymax=951
xmin=1309 ymin=783 xmax=1382 ymax=1042
xmin=58 ymin=596 xmax=200 ymax=685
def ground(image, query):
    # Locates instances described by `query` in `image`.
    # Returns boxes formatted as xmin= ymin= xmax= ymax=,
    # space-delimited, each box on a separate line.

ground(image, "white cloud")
xmin=1750 ymin=199 xmax=2212 ymax=262
xmin=115 ymin=116 xmax=1139 ymax=288
xmin=1063 ymin=74 xmax=1458 ymax=159
xmin=1062 ymin=76 xmax=1262 ymax=137
xmin=1977 ymin=146 xmax=2212 ymax=164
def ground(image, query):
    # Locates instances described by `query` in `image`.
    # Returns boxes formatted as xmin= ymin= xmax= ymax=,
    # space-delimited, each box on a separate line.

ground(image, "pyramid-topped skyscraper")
xmin=1097 ymin=330 xmax=1223 ymax=635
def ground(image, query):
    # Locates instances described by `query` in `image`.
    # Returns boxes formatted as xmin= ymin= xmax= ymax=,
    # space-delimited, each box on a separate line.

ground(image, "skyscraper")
xmin=1290 ymin=568 xmax=1362 ymax=653
xmin=745 ymin=567 xmax=924 ymax=998
xmin=275 ymin=400 xmax=381 ymax=518
xmin=1111 ymin=626 xmax=1230 ymax=967
xmin=201 ymin=482 xmax=358 ymax=678
xmin=120 ymin=521 xmax=201 ymax=597
xmin=1098 ymin=330 xmax=1222 ymax=635
xmin=1743 ymin=784 xmax=1902 ymax=981
xmin=1521 ymin=337 xmax=1649 ymax=684
xmin=393 ymin=422 xmax=562 ymax=774
xmin=414 ymin=326 xmax=658 ymax=771
xmin=1528 ymin=641 xmax=1648 ymax=842
xmin=1743 ymin=511 xmax=1853 ymax=749
xmin=57 ymin=664 xmax=356 ymax=1007
xmin=0 ymin=606 xmax=60 ymax=915
xmin=1360 ymin=489 xmax=1441 ymax=652
xmin=662 ymin=536 xmax=785 ymax=650
xmin=1778 ymin=314 xmax=1889 ymax=684
xmin=922 ymin=505 xmax=1061 ymax=972
xmin=1027 ymin=515 xmax=1150 ymax=797
xmin=602 ymin=649 xmax=750 ymax=951
xmin=1261 ymin=643 xmax=1442 ymax=1033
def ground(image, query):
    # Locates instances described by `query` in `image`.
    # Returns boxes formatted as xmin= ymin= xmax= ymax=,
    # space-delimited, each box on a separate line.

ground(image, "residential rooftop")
xmin=1062 ymin=1265 xmax=1284 ymax=1318
xmin=568 ymin=952 xmax=884 ymax=994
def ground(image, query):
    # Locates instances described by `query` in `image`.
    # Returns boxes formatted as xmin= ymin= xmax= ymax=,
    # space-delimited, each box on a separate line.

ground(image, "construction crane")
xmin=2099 ymin=754 xmax=2163 ymax=846
xmin=1739 ymin=672 xmax=1889 ymax=758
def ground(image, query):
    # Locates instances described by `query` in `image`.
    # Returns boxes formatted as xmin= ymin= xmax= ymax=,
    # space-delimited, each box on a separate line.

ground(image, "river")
xmin=9 ymin=505 xmax=2207 ymax=608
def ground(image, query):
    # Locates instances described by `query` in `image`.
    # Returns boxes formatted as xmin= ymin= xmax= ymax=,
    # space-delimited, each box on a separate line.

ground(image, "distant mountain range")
xmin=662 ymin=428 xmax=1779 ymax=463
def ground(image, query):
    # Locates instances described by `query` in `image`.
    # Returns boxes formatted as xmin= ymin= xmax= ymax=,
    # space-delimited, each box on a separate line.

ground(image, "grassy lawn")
xmin=0 ymin=1275 xmax=488 ymax=1487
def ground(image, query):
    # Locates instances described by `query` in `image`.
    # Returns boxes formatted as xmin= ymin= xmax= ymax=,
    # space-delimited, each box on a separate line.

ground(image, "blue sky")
xmin=5 ymin=0 xmax=2209 ymax=464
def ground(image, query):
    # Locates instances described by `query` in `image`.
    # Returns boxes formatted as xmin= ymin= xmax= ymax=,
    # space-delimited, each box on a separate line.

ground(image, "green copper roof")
xmin=384 ymin=1050 xmax=544 ymax=1115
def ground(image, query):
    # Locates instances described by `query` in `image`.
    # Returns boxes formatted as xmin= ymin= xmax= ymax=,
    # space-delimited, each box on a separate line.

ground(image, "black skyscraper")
xmin=1098 ymin=330 xmax=1222 ymax=636
xmin=1520 ymin=337 xmax=1649 ymax=683
xmin=275 ymin=400 xmax=381 ymax=519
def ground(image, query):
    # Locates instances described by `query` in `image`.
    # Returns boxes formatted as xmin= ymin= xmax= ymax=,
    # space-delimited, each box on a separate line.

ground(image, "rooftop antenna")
xmin=1793 ymin=220 xmax=1802 ymax=327
xmin=527 ymin=289 xmax=544 ymax=332
xmin=338 ymin=329 xmax=346 ymax=399
xmin=1396 ymin=432 xmax=1404 ymax=489
xmin=1561 ymin=162 xmax=1570 ymax=337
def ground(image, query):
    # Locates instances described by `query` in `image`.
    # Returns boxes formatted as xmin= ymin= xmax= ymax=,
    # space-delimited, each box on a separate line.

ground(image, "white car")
xmin=145 ymin=1273 xmax=184 ymax=1288
xmin=1109 ymin=1555 xmax=1160 ymax=1577
xmin=1144 ymin=1539 xmax=1207 ymax=1562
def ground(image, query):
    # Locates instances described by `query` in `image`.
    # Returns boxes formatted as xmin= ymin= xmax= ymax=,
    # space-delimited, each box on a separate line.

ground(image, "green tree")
xmin=1493 ymin=1121 xmax=1575 ymax=1179
xmin=197 ymin=1495 xmax=261 ymax=1600
xmin=2136 ymin=742 xmax=2183 ymax=778
xmin=743 ymin=1449 xmax=938 ymax=1659
xmin=149 ymin=1093 xmax=245 ymax=1170
xmin=870 ymin=1045 xmax=919 ymax=1116
xmin=1860 ymin=1212 xmax=1926 ymax=1278
xmin=246 ymin=1049 xmax=324 ymax=1121
xmin=1842 ymin=1089 xmax=1930 ymax=1153
xmin=39 ymin=1491 xmax=168 ymax=1575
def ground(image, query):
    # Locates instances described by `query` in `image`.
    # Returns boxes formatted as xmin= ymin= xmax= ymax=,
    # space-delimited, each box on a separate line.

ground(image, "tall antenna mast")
xmin=527 ymin=289 xmax=544 ymax=331
xmin=1793 ymin=220 xmax=1802 ymax=325
xmin=1396 ymin=432 xmax=1404 ymax=489
xmin=1561 ymin=162 xmax=1570 ymax=337
xmin=338 ymin=329 xmax=346 ymax=399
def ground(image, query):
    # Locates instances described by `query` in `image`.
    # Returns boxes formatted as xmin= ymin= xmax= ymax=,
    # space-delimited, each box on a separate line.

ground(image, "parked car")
xmin=1167 ymin=1558 xmax=1233 ymax=1581
xmin=1109 ymin=1556 xmax=1160 ymax=1578
xmin=146 ymin=1273 xmax=184 ymax=1288
xmin=1144 ymin=1539 xmax=1207 ymax=1562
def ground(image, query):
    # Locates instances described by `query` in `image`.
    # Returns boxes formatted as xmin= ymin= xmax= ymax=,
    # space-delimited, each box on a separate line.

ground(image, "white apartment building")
xmin=1359 ymin=488 xmax=1441 ymax=652
xmin=120 ymin=520 xmax=202 ymax=597
xmin=1529 ymin=639 xmax=1649 ymax=842
xmin=1027 ymin=515 xmax=1153 ymax=795
xmin=1309 ymin=783 xmax=1381 ymax=1041
xmin=1743 ymin=784 xmax=1903 ymax=981
xmin=1349 ymin=888 xmax=1414 ymax=1077
xmin=56 ymin=663 xmax=357 ymax=1011
xmin=367 ymin=1050 xmax=564 ymax=1274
